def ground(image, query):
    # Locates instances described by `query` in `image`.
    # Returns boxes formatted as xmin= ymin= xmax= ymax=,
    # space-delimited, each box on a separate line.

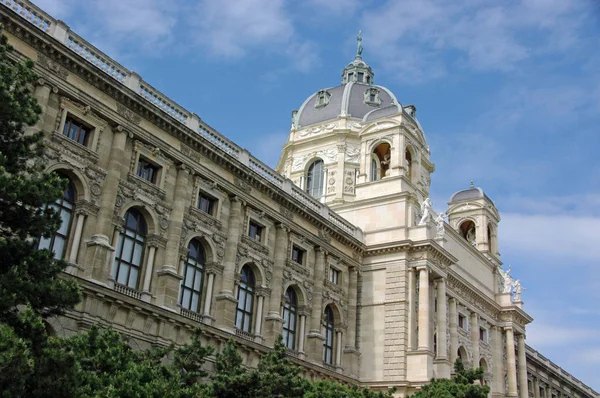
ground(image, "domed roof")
xmin=295 ymin=81 xmax=402 ymax=129
xmin=449 ymin=183 xmax=495 ymax=205
xmin=293 ymin=47 xmax=403 ymax=129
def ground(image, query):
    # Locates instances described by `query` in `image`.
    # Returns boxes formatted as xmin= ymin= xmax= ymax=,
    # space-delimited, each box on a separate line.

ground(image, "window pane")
xmin=38 ymin=236 xmax=51 ymax=251
xmin=184 ymin=266 xmax=194 ymax=288
xmin=245 ymin=293 xmax=253 ymax=312
xmin=194 ymin=271 xmax=203 ymax=291
xmin=191 ymin=292 xmax=200 ymax=312
xmin=117 ymin=264 xmax=129 ymax=285
xmin=181 ymin=289 xmax=191 ymax=309
xmin=57 ymin=209 xmax=72 ymax=235
xmin=243 ymin=314 xmax=251 ymax=332
xmin=289 ymin=313 xmax=295 ymax=330
xmin=52 ymin=236 xmax=66 ymax=259
xmin=235 ymin=310 xmax=243 ymax=329
xmin=132 ymin=242 xmax=144 ymax=266
xmin=237 ymin=290 xmax=246 ymax=310
xmin=128 ymin=267 xmax=139 ymax=288
xmin=121 ymin=238 xmax=133 ymax=262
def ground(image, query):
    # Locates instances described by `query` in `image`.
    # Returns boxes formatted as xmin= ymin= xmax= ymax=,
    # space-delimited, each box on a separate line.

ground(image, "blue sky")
xmin=33 ymin=0 xmax=600 ymax=390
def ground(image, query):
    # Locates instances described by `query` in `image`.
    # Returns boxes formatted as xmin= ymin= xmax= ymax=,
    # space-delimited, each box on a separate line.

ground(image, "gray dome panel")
xmin=297 ymin=85 xmax=345 ymax=128
xmin=363 ymin=105 xmax=401 ymax=122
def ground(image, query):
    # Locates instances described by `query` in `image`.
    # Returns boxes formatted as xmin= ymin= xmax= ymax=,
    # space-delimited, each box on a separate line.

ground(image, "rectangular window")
xmin=136 ymin=158 xmax=159 ymax=184
xmin=63 ymin=115 xmax=90 ymax=146
xmin=479 ymin=327 xmax=487 ymax=342
xmin=458 ymin=314 xmax=466 ymax=329
xmin=358 ymin=72 xmax=364 ymax=82
xmin=248 ymin=220 xmax=264 ymax=242
xmin=369 ymin=93 xmax=376 ymax=102
xmin=197 ymin=192 xmax=217 ymax=216
xmin=328 ymin=268 xmax=340 ymax=285
xmin=291 ymin=245 xmax=305 ymax=265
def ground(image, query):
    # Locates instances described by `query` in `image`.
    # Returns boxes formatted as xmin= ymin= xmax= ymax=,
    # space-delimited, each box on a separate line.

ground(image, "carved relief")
xmin=116 ymin=103 xmax=141 ymax=125
xmin=295 ymin=122 xmax=338 ymax=139
xmin=343 ymin=170 xmax=355 ymax=194
xmin=234 ymin=177 xmax=251 ymax=193
xmin=327 ymin=170 xmax=336 ymax=194
xmin=37 ymin=53 xmax=68 ymax=79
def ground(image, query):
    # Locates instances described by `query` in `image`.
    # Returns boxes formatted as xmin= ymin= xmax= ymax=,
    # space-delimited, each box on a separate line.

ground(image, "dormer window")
xmin=347 ymin=73 xmax=354 ymax=82
xmin=314 ymin=90 xmax=331 ymax=109
xmin=366 ymin=75 xmax=371 ymax=84
xmin=364 ymin=87 xmax=381 ymax=106
xmin=358 ymin=72 xmax=364 ymax=82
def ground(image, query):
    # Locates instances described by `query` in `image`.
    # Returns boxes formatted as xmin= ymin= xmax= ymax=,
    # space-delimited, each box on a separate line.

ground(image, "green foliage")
xmin=306 ymin=380 xmax=395 ymax=398
xmin=0 ymin=24 xmax=81 ymax=397
xmin=410 ymin=359 xmax=490 ymax=398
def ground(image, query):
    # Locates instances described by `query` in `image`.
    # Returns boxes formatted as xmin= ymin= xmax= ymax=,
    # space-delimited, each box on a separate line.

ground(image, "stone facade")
xmin=0 ymin=2 xmax=596 ymax=398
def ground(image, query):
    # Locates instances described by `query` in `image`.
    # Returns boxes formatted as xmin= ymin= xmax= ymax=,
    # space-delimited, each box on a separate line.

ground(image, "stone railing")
xmin=180 ymin=308 xmax=202 ymax=323
xmin=114 ymin=284 xmax=142 ymax=300
xmin=0 ymin=0 xmax=364 ymax=243
xmin=235 ymin=329 xmax=254 ymax=341
xmin=526 ymin=344 xmax=598 ymax=396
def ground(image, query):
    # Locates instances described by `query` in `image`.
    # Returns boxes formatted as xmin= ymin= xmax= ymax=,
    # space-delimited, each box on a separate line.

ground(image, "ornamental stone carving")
xmin=116 ymin=103 xmax=141 ymax=125
xmin=37 ymin=53 xmax=68 ymax=79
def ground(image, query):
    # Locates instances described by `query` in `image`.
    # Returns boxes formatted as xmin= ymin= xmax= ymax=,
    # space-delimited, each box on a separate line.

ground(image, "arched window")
xmin=113 ymin=209 xmax=147 ymax=289
xmin=282 ymin=287 xmax=298 ymax=350
xmin=322 ymin=306 xmax=335 ymax=364
xmin=180 ymin=239 xmax=205 ymax=313
xmin=306 ymin=160 xmax=324 ymax=199
xmin=372 ymin=143 xmax=390 ymax=180
xmin=235 ymin=265 xmax=255 ymax=333
xmin=405 ymin=148 xmax=413 ymax=182
xmin=38 ymin=180 xmax=76 ymax=260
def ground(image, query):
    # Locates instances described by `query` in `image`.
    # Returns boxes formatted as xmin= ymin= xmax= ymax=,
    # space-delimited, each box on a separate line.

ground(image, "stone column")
xmin=306 ymin=248 xmax=326 ymax=361
xmin=203 ymin=272 xmax=216 ymax=318
xmin=154 ymin=165 xmax=190 ymax=310
xmin=471 ymin=312 xmax=480 ymax=368
xmin=215 ymin=196 xmax=243 ymax=330
xmin=85 ymin=126 xmax=128 ymax=284
xmin=505 ymin=327 xmax=518 ymax=397
xmin=68 ymin=210 xmax=86 ymax=264
xmin=417 ymin=266 xmax=430 ymax=351
xmin=298 ymin=313 xmax=307 ymax=353
xmin=29 ymin=80 xmax=53 ymax=135
xmin=518 ymin=334 xmax=528 ymax=398
xmin=263 ymin=224 xmax=289 ymax=345
xmin=534 ymin=378 xmax=540 ymax=398
xmin=254 ymin=293 xmax=265 ymax=340
xmin=345 ymin=267 xmax=358 ymax=349
xmin=407 ymin=268 xmax=416 ymax=350
xmin=335 ymin=330 xmax=344 ymax=368
xmin=491 ymin=326 xmax=504 ymax=398
xmin=449 ymin=298 xmax=458 ymax=368
xmin=155 ymin=257 xmax=183 ymax=312
xmin=141 ymin=245 xmax=157 ymax=302
xmin=436 ymin=278 xmax=447 ymax=359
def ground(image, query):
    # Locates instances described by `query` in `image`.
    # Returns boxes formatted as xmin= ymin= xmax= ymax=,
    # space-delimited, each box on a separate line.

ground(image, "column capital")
xmin=435 ymin=277 xmax=446 ymax=285
xmin=205 ymin=262 xmax=224 ymax=275
xmin=416 ymin=265 xmax=429 ymax=272
xmin=255 ymin=287 xmax=271 ymax=297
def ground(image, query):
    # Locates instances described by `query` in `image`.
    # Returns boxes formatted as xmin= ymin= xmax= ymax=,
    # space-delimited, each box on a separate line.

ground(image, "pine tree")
xmin=410 ymin=359 xmax=490 ymax=398
xmin=0 ymin=25 xmax=81 ymax=396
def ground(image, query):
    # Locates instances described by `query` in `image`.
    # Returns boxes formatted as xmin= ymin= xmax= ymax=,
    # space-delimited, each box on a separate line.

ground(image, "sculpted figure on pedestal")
xmin=512 ymin=279 xmax=524 ymax=301
xmin=499 ymin=266 xmax=513 ymax=294
xmin=435 ymin=212 xmax=446 ymax=237
xmin=418 ymin=198 xmax=433 ymax=226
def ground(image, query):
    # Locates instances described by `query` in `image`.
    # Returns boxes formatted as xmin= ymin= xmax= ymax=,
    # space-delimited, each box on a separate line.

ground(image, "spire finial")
xmin=470 ymin=180 xmax=475 ymax=188
xmin=356 ymin=30 xmax=363 ymax=58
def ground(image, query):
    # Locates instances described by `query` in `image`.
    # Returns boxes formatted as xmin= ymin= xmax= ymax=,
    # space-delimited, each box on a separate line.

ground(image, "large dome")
xmin=293 ymin=55 xmax=403 ymax=129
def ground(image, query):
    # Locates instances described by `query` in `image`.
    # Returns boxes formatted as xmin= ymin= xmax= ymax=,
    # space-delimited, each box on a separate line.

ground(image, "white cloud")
xmin=191 ymin=0 xmax=293 ymax=58
xmin=361 ymin=0 xmax=590 ymax=82
xmin=500 ymin=212 xmax=600 ymax=262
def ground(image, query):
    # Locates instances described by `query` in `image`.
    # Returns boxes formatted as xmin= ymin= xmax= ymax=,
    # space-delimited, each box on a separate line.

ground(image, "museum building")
xmin=0 ymin=1 xmax=597 ymax=397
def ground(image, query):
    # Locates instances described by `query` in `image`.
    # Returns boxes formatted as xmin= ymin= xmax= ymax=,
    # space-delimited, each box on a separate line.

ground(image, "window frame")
xmin=328 ymin=267 xmax=341 ymax=285
xmin=235 ymin=265 xmax=256 ymax=333
xmin=136 ymin=157 xmax=160 ymax=184
xmin=129 ymin=140 xmax=171 ymax=190
xmin=248 ymin=219 xmax=265 ymax=243
xmin=112 ymin=208 xmax=147 ymax=290
xmin=38 ymin=179 xmax=76 ymax=260
xmin=179 ymin=239 xmax=206 ymax=313
xmin=458 ymin=313 xmax=466 ymax=329
xmin=282 ymin=287 xmax=298 ymax=350
xmin=291 ymin=245 xmax=306 ymax=265
xmin=322 ymin=306 xmax=335 ymax=365
xmin=197 ymin=191 xmax=217 ymax=216
xmin=55 ymin=98 xmax=106 ymax=153
xmin=306 ymin=159 xmax=325 ymax=199
xmin=62 ymin=115 xmax=91 ymax=146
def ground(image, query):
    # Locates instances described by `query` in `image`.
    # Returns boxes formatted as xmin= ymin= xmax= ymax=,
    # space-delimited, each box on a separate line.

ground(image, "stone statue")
xmin=435 ymin=212 xmax=446 ymax=237
xmin=357 ymin=30 xmax=363 ymax=57
xmin=498 ymin=266 xmax=513 ymax=294
xmin=418 ymin=198 xmax=433 ymax=226
xmin=466 ymin=225 xmax=476 ymax=247
xmin=512 ymin=279 xmax=524 ymax=301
